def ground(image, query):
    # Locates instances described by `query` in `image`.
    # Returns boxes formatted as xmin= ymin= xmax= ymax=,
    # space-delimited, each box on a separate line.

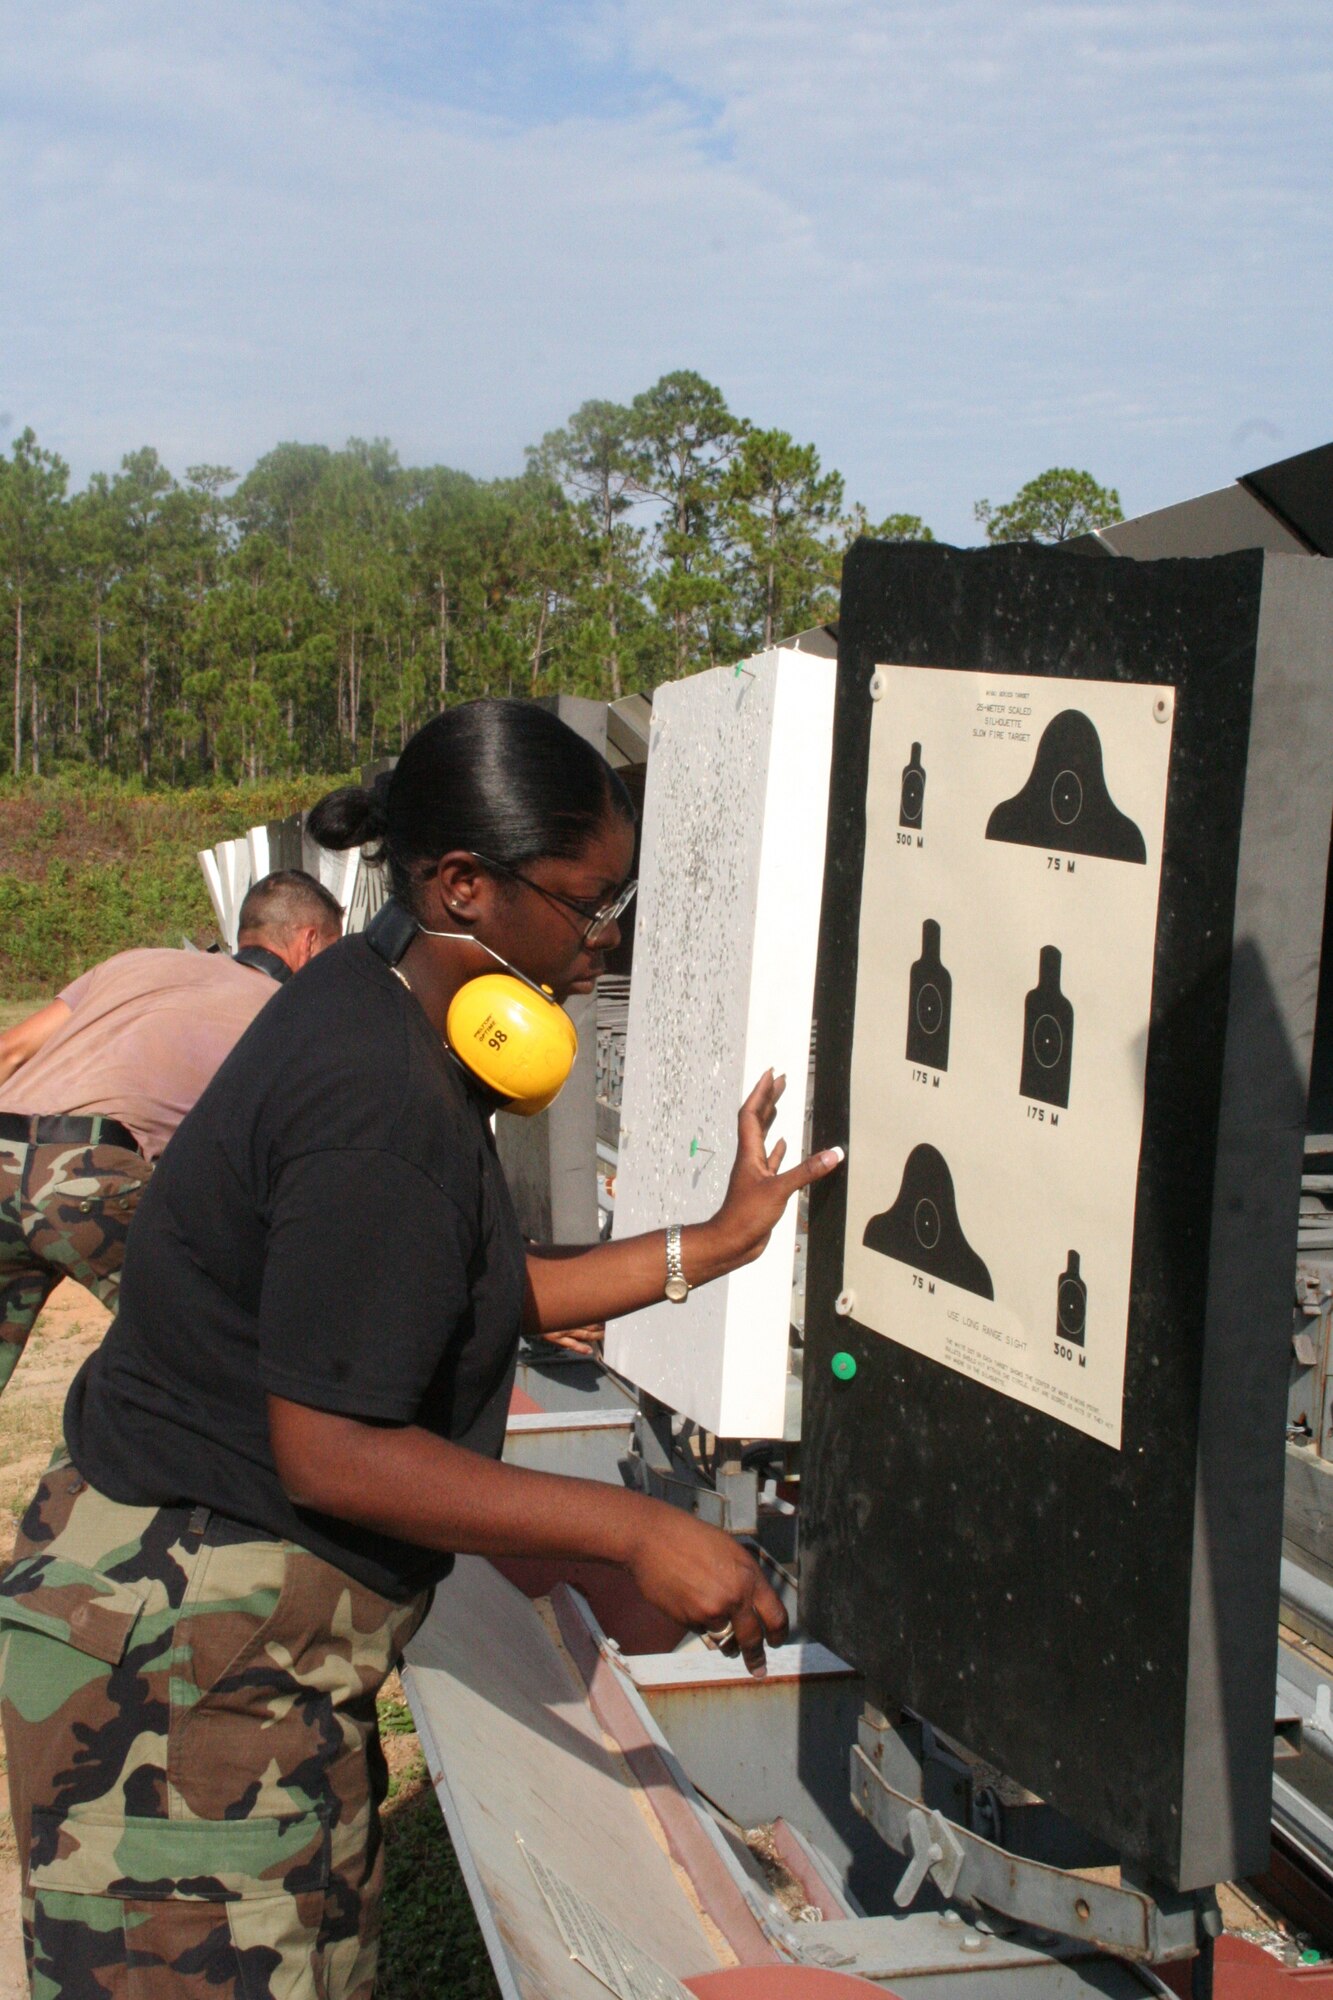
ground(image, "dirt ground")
xmin=0 ymin=1282 xmax=111 ymax=2000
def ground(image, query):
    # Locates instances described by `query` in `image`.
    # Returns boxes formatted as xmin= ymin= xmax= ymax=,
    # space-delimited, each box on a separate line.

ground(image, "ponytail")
xmin=307 ymin=701 xmax=633 ymax=913
xmin=306 ymin=770 xmax=391 ymax=855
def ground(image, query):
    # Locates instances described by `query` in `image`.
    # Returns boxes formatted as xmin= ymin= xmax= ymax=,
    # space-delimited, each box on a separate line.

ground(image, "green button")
xmin=831 ymin=1351 xmax=857 ymax=1382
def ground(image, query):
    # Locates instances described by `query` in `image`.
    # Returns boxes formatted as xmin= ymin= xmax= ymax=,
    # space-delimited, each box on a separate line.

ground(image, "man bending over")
xmin=0 ymin=868 xmax=343 ymax=1393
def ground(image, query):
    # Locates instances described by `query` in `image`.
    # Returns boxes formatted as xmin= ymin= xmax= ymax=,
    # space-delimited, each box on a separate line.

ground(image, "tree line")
xmin=0 ymin=370 xmax=1120 ymax=786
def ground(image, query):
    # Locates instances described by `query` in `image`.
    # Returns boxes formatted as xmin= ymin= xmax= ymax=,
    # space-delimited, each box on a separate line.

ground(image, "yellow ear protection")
xmin=442 ymin=965 xmax=577 ymax=1115
xmin=365 ymin=899 xmax=577 ymax=1116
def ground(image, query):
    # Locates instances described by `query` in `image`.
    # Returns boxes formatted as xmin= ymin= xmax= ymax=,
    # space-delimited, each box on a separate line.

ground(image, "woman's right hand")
xmin=268 ymin=1399 xmax=787 ymax=1675
xmin=623 ymin=1504 xmax=787 ymax=1676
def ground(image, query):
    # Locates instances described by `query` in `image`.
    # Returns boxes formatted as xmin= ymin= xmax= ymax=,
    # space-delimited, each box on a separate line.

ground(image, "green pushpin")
xmin=831 ymin=1351 xmax=857 ymax=1382
xmin=689 ymin=1138 xmax=714 ymax=1161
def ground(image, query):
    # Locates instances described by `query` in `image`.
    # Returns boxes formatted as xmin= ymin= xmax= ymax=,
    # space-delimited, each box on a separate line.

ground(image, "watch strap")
xmin=665 ymin=1224 xmax=690 ymax=1302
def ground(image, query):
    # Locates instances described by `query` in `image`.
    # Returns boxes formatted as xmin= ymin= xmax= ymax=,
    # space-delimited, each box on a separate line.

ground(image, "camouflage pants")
xmin=0 ymin=1139 xmax=152 ymax=1397
xmin=0 ymin=1458 xmax=430 ymax=2000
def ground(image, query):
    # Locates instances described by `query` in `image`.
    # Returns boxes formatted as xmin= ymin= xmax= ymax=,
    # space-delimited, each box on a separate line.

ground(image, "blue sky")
xmin=1 ymin=0 xmax=1328 ymax=543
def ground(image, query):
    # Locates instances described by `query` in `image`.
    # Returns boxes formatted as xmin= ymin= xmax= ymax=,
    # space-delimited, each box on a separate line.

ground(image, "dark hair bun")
xmin=306 ymin=784 xmax=389 ymax=853
xmin=305 ymin=700 xmax=634 ymax=909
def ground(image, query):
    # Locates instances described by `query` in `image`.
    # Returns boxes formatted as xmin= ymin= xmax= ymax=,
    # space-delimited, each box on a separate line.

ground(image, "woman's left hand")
xmin=521 ymin=1074 xmax=844 ymax=1336
xmin=705 ymin=1070 xmax=844 ymax=1271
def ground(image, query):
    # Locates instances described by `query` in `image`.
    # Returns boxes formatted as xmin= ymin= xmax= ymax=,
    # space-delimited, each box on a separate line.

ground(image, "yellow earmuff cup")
xmin=445 ymin=973 xmax=578 ymax=1116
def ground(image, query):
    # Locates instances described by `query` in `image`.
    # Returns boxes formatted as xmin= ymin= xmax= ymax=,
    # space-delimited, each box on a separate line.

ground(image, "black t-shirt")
xmin=65 ymin=936 xmax=526 ymax=1600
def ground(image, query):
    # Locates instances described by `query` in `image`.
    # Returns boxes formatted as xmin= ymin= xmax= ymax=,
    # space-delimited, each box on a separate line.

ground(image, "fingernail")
xmin=822 ymin=1145 xmax=846 ymax=1167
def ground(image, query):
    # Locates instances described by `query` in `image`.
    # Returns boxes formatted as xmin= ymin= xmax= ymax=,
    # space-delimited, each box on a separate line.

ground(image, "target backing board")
xmin=606 ymin=645 xmax=836 ymax=1439
xmin=801 ymin=541 xmax=1333 ymax=1891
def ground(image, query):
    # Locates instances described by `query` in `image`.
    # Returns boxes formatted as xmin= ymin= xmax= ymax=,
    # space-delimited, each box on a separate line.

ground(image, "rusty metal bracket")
xmin=850 ymin=1742 xmax=1198 ymax=1963
xmin=625 ymin=1398 xmax=761 ymax=1532
xmin=894 ymin=1804 xmax=966 ymax=1907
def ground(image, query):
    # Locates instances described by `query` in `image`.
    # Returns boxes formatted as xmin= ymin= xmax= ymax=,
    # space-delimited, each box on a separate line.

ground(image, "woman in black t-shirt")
xmin=0 ymin=700 xmax=844 ymax=2000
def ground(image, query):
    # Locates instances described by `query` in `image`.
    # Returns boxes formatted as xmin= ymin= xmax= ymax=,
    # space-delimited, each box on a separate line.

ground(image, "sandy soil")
xmin=0 ymin=1282 xmax=112 ymax=2000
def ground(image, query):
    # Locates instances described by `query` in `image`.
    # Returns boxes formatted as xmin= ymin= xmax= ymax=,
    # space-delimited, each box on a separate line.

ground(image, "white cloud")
xmin=0 ymin=0 xmax=1328 ymax=540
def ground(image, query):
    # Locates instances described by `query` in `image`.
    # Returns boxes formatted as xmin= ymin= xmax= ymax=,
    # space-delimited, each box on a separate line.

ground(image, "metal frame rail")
xmin=1259 ymin=1555 xmax=1333 ymax=1943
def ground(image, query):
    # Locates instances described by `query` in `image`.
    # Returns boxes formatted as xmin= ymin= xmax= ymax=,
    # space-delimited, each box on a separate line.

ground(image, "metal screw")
xmin=1153 ymin=695 xmax=1170 ymax=723
xmin=835 ymin=1289 xmax=856 ymax=1317
xmin=869 ymin=669 xmax=887 ymax=701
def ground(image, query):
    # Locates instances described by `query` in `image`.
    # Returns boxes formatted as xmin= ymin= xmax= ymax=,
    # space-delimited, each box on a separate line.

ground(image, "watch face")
xmin=665 ymin=1276 xmax=690 ymax=1303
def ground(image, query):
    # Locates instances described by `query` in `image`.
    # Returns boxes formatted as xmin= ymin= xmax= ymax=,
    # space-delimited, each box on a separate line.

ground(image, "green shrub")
xmin=0 ymin=774 xmax=347 ymax=998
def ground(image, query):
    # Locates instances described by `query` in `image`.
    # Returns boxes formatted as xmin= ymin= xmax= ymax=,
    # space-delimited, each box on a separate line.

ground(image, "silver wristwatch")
xmin=664 ymin=1224 xmax=690 ymax=1304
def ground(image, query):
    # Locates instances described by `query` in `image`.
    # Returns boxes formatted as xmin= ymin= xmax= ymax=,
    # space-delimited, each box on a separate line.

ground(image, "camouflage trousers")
xmin=0 ymin=1458 xmax=430 ymax=2000
xmin=0 ymin=1139 xmax=152 ymax=1397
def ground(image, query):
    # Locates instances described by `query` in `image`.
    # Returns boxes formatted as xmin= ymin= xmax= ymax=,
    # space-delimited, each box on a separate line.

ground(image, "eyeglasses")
xmin=470 ymin=853 xmax=637 ymax=947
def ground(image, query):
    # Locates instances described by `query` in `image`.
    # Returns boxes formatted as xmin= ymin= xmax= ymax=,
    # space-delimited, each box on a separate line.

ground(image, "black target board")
xmin=801 ymin=541 xmax=1333 ymax=1890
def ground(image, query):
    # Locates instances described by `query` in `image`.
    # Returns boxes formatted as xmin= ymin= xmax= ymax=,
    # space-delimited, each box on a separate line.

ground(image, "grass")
xmin=376 ymin=1686 xmax=501 ymax=2000
xmin=0 ymin=774 xmax=346 ymax=998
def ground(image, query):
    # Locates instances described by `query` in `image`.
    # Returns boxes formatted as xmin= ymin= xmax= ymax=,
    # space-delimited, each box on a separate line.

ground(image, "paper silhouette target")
xmin=906 ymin=919 xmax=952 ymax=1069
xmin=899 ymin=742 xmax=926 ymax=828
xmin=863 ymin=1143 xmax=994 ymax=1299
xmin=1021 ymin=946 xmax=1074 ymax=1108
xmin=987 ymin=710 xmax=1147 ymax=863
xmin=1057 ymin=1251 xmax=1088 ymax=1347
xmin=841 ymin=664 xmax=1174 ymax=1450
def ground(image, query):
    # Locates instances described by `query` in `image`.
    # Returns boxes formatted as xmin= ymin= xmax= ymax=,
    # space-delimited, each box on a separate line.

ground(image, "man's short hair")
xmin=237 ymin=870 xmax=344 ymax=941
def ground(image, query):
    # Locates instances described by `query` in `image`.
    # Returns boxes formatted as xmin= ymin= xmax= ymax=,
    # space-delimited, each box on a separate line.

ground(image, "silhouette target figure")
xmin=863 ymin=1143 xmax=994 ymax=1299
xmin=986 ymin=710 xmax=1147 ymax=862
xmin=1021 ymin=946 xmax=1074 ymax=1108
xmin=899 ymin=742 xmax=926 ymax=829
xmin=1057 ymin=1250 xmax=1088 ymax=1347
xmin=906 ymin=919 xmax=952 ymax=1070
